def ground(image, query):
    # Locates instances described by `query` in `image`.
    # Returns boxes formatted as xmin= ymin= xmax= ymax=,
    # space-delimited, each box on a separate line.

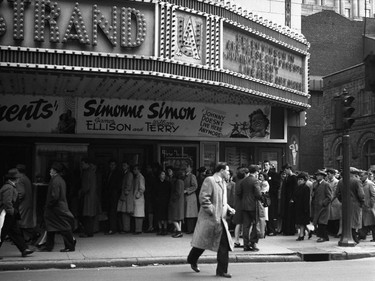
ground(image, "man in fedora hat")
xmin=311 ymin=169 xmax=333 ymax=242
xmin=39 ymin=162 xmax=76 ymax=252
xmin=336 ymin=167 xmax=365 ymax=244
xmin=0 ymin=169 xmax=34 ymax=257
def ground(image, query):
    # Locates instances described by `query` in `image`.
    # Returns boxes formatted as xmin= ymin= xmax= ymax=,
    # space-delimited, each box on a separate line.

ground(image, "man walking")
xmin=187 ymin=162 xmax=235 ymax=278
xmin=236 ymin=164 xmax=262 ymax=251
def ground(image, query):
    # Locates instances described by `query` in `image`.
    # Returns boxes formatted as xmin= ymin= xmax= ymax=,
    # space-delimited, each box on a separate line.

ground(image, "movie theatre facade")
xmin=0 ymin=0 xmax=309 ymax=180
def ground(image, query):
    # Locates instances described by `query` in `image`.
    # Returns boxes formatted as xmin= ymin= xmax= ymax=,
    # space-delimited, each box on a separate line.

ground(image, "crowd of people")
xmin=1 ymin=157 xmax=375 ymax=262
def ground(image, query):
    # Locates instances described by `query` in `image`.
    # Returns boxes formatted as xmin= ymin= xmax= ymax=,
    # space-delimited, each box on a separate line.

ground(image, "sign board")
xmin=0 ymin=0 xmax=154 ymax=55
xmin=223 ymin=25 xmax=305 ymax=92
xmin=76 ymin=97 xmax=272 ymax=140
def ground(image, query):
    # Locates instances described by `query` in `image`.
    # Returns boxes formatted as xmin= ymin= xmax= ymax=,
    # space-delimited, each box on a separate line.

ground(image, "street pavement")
xmin=1 ymin=231 xmax=375 ymax=271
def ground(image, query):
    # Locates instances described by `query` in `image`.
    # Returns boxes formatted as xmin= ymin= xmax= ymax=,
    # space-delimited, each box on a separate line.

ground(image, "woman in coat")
xmin=168 ymin=170 xmax=185 ymax=238
xmin=187 ymin=162 xmax=235 ymax=278
xmin=40 ymin=162 xmax=76 ymax=252
xmin=0 ymin=169 xmax=33 ymax=257
xmin=79 ymin=158 xmax=99 ymax=237
xmin=154 ymin=170 xmax=171 ymax=235
xmin=132 ymin=165 xmax=145 ymax=234
xmin=293 ymin=172 xmax=311 ymax=241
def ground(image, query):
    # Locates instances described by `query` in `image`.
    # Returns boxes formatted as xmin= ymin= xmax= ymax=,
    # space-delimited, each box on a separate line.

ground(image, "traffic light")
xmin=334 ymin=90 xmax=355 ymax=131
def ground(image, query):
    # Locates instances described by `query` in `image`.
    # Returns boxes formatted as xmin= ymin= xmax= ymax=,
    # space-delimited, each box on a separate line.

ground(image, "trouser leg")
xmin=3 ymin=215 xmax=28 ymax=252
xmin=134 ymin=217 xmax=143 ymax=233
xmin=249 ymin=211 xmax=259 ymax=244
xmin=216 ymin=223 xmax=230 ymax=275
xmin=242 ymin=211 xmax=251 ymax=247
xmin=318 ymin=224 xmax=328 ymax=239
xmin=83 ymin=216 xmax=95 ymax=236
xmin=122 ymin=213 xmax=131 ymax=232
xmin=187 ymin=247 xmax=204 ymax=265
xmin=45 ymin=231 xmax=55 ymax=250
xmin=185 ymin=218 xmax=197 ymax=233
xmin=61 ymin=230 xmax=75 ymax=250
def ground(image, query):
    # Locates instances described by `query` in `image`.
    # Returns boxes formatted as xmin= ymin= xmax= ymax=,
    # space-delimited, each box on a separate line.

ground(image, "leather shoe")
xmin=317 ymin=237 xmax=329 ymax=243
xmin=190 ymin=263 xmax=200 ymax=273
xmin=250 ymin=243 xmax=259 ymax=251
xmin=22 ymin=249 xmax=34 ymax=257
xmin=38 ymin=246 xmax=52 ymax=252
xmin=216 ymin=272 xmax=232 ymax=278
xmin=60 ymin=248 xmax=75 ymax=252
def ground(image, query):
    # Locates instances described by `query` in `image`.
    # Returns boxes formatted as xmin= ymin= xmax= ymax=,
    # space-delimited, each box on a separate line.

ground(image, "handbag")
xmin=261 ymin=192 xmax=271 ymax=207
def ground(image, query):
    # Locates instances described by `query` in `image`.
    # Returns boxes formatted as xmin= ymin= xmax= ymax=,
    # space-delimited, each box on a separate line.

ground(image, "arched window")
xmin=335 ymin=143 xmax=343 ymax=170
xmin=363 ymin=139 xmax=375 ymax=169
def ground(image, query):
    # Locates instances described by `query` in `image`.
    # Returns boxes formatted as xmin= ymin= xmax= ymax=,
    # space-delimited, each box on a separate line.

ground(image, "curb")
xmin=1 ymin=250 xmax=375 ymax=271
xmin=0 ymin=254 xmax=301 ymax=271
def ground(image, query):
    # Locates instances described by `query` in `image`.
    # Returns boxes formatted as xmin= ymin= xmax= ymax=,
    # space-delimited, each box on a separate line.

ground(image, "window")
xmin=363 ymin=140 xmax=375 ymax=169
xmin=345 ymin=8 xmax=351 ymax=18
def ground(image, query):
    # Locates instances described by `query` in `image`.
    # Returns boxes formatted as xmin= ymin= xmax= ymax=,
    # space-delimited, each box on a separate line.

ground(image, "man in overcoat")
xmin=311 ymin=169 xmax=333 ymax=242
xmin=15 ymin=164 xmax=38 ymax=243
xmin=236 ymin=164 xmax=262 ymax=251
xmin=187 ymin=162 xmax=235 ymax=278
xmin=79 ymin=158 xmax=98 ymax=238
xmin=262 ymin=160 xmax=280 ymax=236
xmin=336 ymin=167 xmax=365 ymax=244
xmin=40 ymin=162 xmax=76 ymax=252
xmin=358 ymin=170 xmax=375 ymax=241
xmin=104 ymin=160 xmax=123 ymax=235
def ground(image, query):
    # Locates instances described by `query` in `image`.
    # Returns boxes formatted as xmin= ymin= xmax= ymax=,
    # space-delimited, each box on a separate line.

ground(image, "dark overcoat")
xmin=311 ymin=180 xmax=332 ymax=225
xmin=16 ymin=174 xmax=35 ymax=228
xmin=81 ymin=165 xmax=99 ymax=217
xmin=191 ymin=173 xmax=234 ymax=252
xmin=168 ymin=178 xmax=185 ymax=221
xmin=293 ymin=183 xmax=311 ymax=225
xmin=44 ymin=174 xmax=74 ymax=232
xmin=337 ymin=177 xmax=365 ymax=229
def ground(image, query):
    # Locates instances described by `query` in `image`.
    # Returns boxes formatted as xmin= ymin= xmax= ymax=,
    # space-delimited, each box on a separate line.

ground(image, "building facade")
xmin=323 ymin=56 xmax=375 ymax=171
xmin=0 ymin=0 xmax=310 ymax=183
xmin=302 ymin=0 xmax=375 ymax=19
xmin=300 ymin=10 xmax=375 ymax=173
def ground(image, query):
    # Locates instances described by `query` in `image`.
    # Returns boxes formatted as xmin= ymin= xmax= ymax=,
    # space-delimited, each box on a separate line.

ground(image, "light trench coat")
xmin=191 ymin=173 xmax=234 ymax=252
xmin=132 ymin=173 xmax=145 ymax=218
xmin=362 ymin=179 xmax=375 ymax=227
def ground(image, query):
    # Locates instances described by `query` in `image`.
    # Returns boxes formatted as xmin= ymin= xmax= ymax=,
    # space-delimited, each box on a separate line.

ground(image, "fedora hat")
xmin=51 ymin=162 xmax=63 ymax=173
xmin=349 ymin=167 xmax=360 ymax=174
xmin=5 ymin=168 xmax=22 ymax=180
xmin=315 ymin=169 xmax=327 ymax=177
xmin=297 ymin=172 xmax=309 ymax=181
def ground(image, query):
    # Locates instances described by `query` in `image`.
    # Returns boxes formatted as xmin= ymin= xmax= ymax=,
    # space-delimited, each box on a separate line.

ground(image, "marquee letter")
xmin=7 ymin=0 xmax=30 ymax=40
xmin=34 ymin=0 xmax=61 ymax=42
xmin=62 ymin=2 xmax=90 ymax=45
xmin=120 ymin=7 xmax=146 ymax=48
xmin=92 ymin=5 xmax=117 ymax=46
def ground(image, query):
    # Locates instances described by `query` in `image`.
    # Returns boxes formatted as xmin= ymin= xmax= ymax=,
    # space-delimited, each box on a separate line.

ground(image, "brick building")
xmin=300 ymin=10 xmax=375 ymax=173
xmin=323 ymin=56 xmax=375 ymax=170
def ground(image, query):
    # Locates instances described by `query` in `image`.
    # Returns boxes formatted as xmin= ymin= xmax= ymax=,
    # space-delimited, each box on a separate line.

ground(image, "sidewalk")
xmin=1 ymin=232 xmax=375 ymax=271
